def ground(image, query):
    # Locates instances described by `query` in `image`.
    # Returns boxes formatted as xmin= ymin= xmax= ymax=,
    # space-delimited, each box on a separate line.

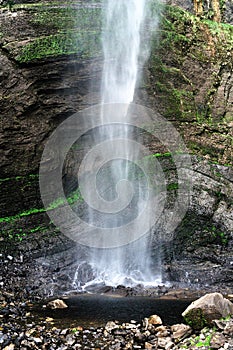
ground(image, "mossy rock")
xmin=183 ymin=307 xmax=217 ymax=330
xmin=182 ymin=293 xmax=233 ymax=330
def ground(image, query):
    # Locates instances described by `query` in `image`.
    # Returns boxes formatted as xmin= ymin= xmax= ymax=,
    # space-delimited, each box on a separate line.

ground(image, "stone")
xmin=155 ymin=326 xmax=168 ymax=332
xmin=3 ymin=345 xmax=14 ymax=350
xmin=165 ymin=341 xmax=174 ymax=350
xmin=105 ymin=321 xmax=119 ymax=333
xmin=157 ymin=329 xmax=170 ymax=337
xmin=171 ymin=324 xmax=192 ymax=340
xmin=182 ymin=293 xmax=233 ymax=330
xmin=47 ymin=299 xmax=68 ymax=309
xmin=224 ymin=321 xmax=233 ymax=335
xmin=210 ymin=333 xmax=228 ymax=349
xmin=143 ymin=318 xmax=149 ymax=329
xmin=148 ymin=315 xmax=163 ymax=326
xmin=32 ymin=337 xmax=42 ymax=344
xmin=213 ymin=319 xmax=227 ymax=330
xmin=158 ymin=337 xmax=172 ymax=348
xmin=144 ymin=343 xmax=153 ymax=349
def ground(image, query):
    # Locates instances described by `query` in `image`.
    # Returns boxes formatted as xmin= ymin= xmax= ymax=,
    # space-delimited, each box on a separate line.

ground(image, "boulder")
xmin=182 ymin=293 xmax=233 ymax=330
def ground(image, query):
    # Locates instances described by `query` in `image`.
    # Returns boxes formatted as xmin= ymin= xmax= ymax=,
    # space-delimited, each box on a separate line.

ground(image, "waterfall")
xmin=73 ymin=0 xmax=162 ymax=290
xmin=101 ymin=0 xmax=146 ymax=104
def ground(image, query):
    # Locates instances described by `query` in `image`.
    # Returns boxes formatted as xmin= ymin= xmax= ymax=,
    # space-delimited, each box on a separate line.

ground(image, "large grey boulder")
xmin=182 ymin=293 xmax=233 ymax=330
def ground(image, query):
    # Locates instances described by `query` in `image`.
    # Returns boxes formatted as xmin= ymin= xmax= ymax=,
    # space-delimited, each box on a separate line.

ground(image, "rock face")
xmin=0 ymin=1 xmax=232 ymax=292
xmin=182 ymin=293 xmax=233 ymax=329
xmin=146 ymin=5 xmax=233 ymax=165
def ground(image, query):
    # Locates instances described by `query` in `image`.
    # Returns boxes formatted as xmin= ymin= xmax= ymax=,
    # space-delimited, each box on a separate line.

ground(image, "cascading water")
xmin=101 ymin=0 xmax=146 ymax=104
xmin=73 ymin=0 xmax=163 ymax=290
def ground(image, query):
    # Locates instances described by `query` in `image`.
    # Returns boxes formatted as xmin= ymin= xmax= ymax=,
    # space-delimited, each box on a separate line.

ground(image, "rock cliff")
xmin=0 ymin=0 xmax=232 ymax=290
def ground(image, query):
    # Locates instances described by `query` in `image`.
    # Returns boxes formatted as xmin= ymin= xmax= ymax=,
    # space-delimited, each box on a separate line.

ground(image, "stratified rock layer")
xmin=0 ymin=2 xmax=232 ymax=290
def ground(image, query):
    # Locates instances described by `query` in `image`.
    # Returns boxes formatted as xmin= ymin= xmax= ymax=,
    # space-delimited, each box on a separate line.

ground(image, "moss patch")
xmin=1 ymin=3 xmax=102 ymax=62
xmin=149 ymin=5 xmax=233 ymax=120
xmin=15 ymin=30 xmax=101 ymax=62
xmin=0 ymin=187 xmax=83 ymax=224
xmin=184 ymin=308 xmax=209 ymax=330
xmin=147 ymin=4 xmax=233 ymax=164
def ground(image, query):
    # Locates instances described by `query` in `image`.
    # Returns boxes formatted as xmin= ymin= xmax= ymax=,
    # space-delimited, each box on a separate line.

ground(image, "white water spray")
xmin=73 ymin=0 xmax=163 ymax=290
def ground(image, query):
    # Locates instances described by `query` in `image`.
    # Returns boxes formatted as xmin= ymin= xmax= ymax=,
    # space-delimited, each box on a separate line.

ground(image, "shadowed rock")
xmin=182 ymin=292 xmax=233 ymax=330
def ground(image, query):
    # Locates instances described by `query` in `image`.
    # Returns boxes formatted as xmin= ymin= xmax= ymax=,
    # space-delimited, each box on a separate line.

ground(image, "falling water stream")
xmin=73 ymin=0 xmax=162 ymax=290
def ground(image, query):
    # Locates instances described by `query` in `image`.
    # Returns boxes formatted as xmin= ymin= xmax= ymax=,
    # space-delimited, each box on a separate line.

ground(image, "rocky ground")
xmin=1 ymin=253 xmax=233 ymax=349
xmin=1 ymin=291 xmax=233 ymax=349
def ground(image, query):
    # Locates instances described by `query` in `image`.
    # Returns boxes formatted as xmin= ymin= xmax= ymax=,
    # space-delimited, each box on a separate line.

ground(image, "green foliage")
xmin=16 ymin=30 xmax=101 ymax=63
xmin=1 ymin=0 xmax=14 ymax=11
xmin=203 ymin=19 xmax=233 ymax=49
xmin=191 ymin=333 xmax=213 ymax=347
xmin=5 ymin=4 xmax=103 ymax=63
xmin=220 ymin=315 xmax=231 ymax=321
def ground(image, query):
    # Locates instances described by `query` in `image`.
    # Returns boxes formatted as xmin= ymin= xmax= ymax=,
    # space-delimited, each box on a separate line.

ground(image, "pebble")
xmin=0 ymin=273 xmax=233 ymax=350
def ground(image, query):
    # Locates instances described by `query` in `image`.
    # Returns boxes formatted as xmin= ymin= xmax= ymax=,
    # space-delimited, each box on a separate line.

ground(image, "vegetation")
xmin=149 ymin=4 xmax=233 ymax=121
xmin=148 ymin=4 xmax=233 ymax=164
xmin=191 ymin=333 xmax=213 ymax=347
xmin=16 ymin=30 xmax=101 ymax=62
xmin=0 ymin=187 xmax=83 ymax=225
xmin=1 ymin=4 xmax=102 ymax=63
xmin=0 ymin=174 xmax=38 ymax=184
xmin=184 ymin=309 xmax=209 ymax=330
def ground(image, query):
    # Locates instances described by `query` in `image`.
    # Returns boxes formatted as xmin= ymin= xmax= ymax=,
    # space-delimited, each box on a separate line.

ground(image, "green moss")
xmin=30 ymin=7 xmax=101 ymax=31
xmin=152 ymin=152 xmax=172 ymax=157
xmin=2 ymin=225 xmax=47 ymax=242
xmin=187 ymin=140 xmax=223 ymax=161
xmin=149 ymin=4 xmax=233 ymax=124
xmin=210 ymin=226 xmax=229 ymax=246
xmin=167 ymin=182 xmax=178 ymax=191
xmin=184 ymin=308 xmax=209 ymax=330
xmin=0 ymin=207 xmax=45 ymax=224
xmin=15 ymin=30 xmax=101 ymax=62
xmin=0 ymin=174 xmax=38 ymax=184
xmin=0 ymin=187 xmax=83 ymax=224
xmin=2 ymin=4 xmax=102 ymax=63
